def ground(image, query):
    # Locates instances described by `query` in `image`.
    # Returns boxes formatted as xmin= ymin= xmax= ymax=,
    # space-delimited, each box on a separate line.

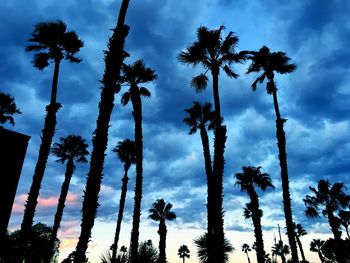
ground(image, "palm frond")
xmin=121 ymin=91 xmax=130 ymax=106
xmin=191 ymin=74 xmax=208 ymax=92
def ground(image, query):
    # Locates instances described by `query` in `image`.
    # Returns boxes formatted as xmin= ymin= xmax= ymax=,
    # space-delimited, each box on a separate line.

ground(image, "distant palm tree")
xmin=309 ymin=239 xmax=325 ymax=263
xmin=241 ymin=243 xmax=251 ymax=263
xmin=292 ymin=223 xmax=307 ymax=262
xmin=120 ymin=59 xmax=157 ymax=263
xmin=272 ymin=240 xmax=289 ymax=263
xmin=21 ymin=19 xmax=83 ymax=256
xmin=178 ymin=25 xmax=245 ymax=263
xmin=149 ymin=199 xmax=176 ymax=263
xmin=0 ymin=92 xmax=21 ymax=125
xmin=178 ymin=245 xmax=190 ymax=263
xmin=244 ymin=46 xmax=298 ymax=262
xmin=111 ymin=139 xmax=136 ymax=262
xmin=339 ymin=210 xmax=350 ymax=239
xmin=194 ymin=232 xmax=234 ymax=263
xmin=46 ymin=135 xmax=89 ymax=263
xmin=235 ymin=166 xmax=274 ymax=263
xmin=74 ymin=1 xmax=130 ymax=262
xmin=137 ymin=240 xmax=158 ymax=263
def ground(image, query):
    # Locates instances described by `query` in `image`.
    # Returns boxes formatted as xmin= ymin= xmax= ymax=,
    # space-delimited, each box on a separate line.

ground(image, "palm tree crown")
xmin=149 ymin=199 xmax=176 ymax=222
xmin=51 ymin=135 xmax=89 ymax=164
xmin=113 ymin=139 xmax=136 ymax=168
xmin=0 ymin=92 xmax=21 ymax=125
xmin=235 ymin=166 xmax=275 ymax=192
xmin=178 ymin=245 xmax=190 ymax=263
xmin=183 ymin=101 xmax=215 ymax=134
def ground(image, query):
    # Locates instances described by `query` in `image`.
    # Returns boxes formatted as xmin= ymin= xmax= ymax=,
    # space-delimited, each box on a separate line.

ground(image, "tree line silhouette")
xmin=0 ymin=0 xmax=349 ymax=262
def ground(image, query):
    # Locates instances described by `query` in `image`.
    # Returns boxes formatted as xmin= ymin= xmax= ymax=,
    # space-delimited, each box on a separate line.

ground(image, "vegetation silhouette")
xmin=137 ymin=240 xmax=158 ymax=263
xmin=339 ymin=210 xmax=350 ymax=239
xmin=241 ymin=243 xmax=251 ymax=263
xmin=111 ymin=139 xmax=136 ymax=262
xmin=309 ymin=239 xmax=326 ymax=263
xmin=119 ymin=59 xmax=157 ymax=263
xmin=0 ymin=92 xmax=21 ymax=125
xmin=73 ymin=1 xmax=130 ymax=262
xmin=272 ymin=240 xmax=289 ymax=263
xmin=244 ymin=45 xmax=298 ymax=262
xmin=178 ymin=245 xmax=190 ymax=263
xmin=292 ymin=223 xmax=308 ymax=263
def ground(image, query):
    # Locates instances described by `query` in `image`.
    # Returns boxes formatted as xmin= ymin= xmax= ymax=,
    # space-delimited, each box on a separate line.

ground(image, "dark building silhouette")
xmin=0 ymin=127 xmax=30 ymax=237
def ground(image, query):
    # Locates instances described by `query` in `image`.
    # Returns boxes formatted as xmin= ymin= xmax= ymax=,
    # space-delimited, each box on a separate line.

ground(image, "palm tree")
xmin=21 ymin=19 xmax=83 ymax=256
xmin=178 ymin=25 xmax=245 ymax=263
xmin=272 ymin=240 xmax=289 ymax=263
xmin=309 ymin=239 xmax=325 ymax=263
xmin=339 ymin=210 xmax=350 ymax=239
xmin=148 ymin=199 xmax=176 ymax=263
xmin=45 ymin=135 xmax=89 ymax=262
xmin=137 ymin=240 xmax=158 ymax=263
xmin=0 ymin=92 xmax=21 ymax=125
xmin=184 ymin=101 xmax=215 ymax=238
xmin=111 ymin=139 xmax=136 ymax=262
xmin=235 ymin=166 xmax=274 ymax=263
xmin=194 ymin=232 xmax=234 ymax=263
xmin=119 ymin=59 xmax=157 ymax=263
xmin=292 ymin=223 xmax=307 ymax=262
xmin=74 ymin=1 xmax=130 ymax=262
xmin=178 ymin=245 xmax=190 ymax=263
xmin=244 ymin=45 xmax=298 ymax=262
xmin=241 ymin=243 xmax=251 ymax=263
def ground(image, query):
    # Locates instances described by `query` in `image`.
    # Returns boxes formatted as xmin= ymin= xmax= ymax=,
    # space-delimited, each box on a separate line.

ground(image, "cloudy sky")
xmin=1 ymin=0 xmax=350 ymax=262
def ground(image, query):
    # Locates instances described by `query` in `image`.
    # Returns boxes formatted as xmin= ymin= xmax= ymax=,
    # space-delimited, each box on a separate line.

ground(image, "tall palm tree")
xmin=309 ymin=239 xmax=325 ymax=263
xmin=74 ymin=1 xmax=131 ymax=262
xmin=244 ymin=45 xmax=298 ymax=262
xmin=111 ymin=139 xmax=136 ymax=262
xmin=241 ymin=243 xmax=251 ymax=263
xmin=292 ymin=223 xmax=307 ymax=262
xmin=178 ymin=25 xmax=245 ymax=263
xmin=235 ymin=166 xmax=275 ymax=263
xmin=271 ymin=240 xmax=289 ymax=263
xmin=46 ymin=135 xmax=89 ymax=263
xmin=21 ymin=19 xmax=83 ymax=253
xmin=178 ymin=245 xmax=190 ymax=263
xmin=120 ymin=59 xmax=157 ymax=263
xmin=339 ymin=210 xmax=350 ymax=239
xmin=148 ymin=199 xmax=176 ymax=263
xmin=0 ymin=92 xmax=21 ymax=125
xmin=184 ymin=101 xmax=215 ymax=238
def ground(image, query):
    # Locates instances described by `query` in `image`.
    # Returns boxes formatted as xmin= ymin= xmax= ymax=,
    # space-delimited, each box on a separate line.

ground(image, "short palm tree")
xmin=292 ymin=223 xmax=307 ymax=262
xmin=0 ymin=92 xmax=21 ymax=125
xmin=111 ymin=139 xmax=136 ymax=262
xmin=46 ymin=135 xmax=89 ymax=263
xmin=74 ymin=1 xmax=130 ymax=262
xmin=178 ymin=245 xmax=190 ymax=263
xmin=244 ymin=45 xmax=298 ymax=262
xmin=241 ymin=243 xmax=251 ymax=263
xmin=120 ymin=59 xmax=157 ymax=263
xmin=148 ymin=199 xmax=176 ymax=263
xmin=309 ymin=239 xmax=325 ymax=263
xmin=21 ymin=20 xmax=83 ymax=250
xmin=339 ymin=210 xmax=350 ymax=239
xmin=137 ymin=240 xmax=158 ymax=263
xmin=271 ymin=240 xmax=289 ymax=263
xmin=178 ymin=25 xmax=245 ymax=263
xmin=235 ymin=166 xmax=274 ymax=263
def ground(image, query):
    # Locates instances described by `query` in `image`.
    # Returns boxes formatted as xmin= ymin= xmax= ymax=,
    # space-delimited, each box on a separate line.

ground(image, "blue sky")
xmin=1 ymin=0 xmax=350 ymax=262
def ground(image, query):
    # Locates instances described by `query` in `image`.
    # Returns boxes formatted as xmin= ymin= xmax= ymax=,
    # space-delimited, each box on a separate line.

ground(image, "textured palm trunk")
xmin=74 ymin=1 xmax=130 ymax=262
xmin=21 ymin=59 xmax=61 ymax=256
xmin=46 ymin=158 xmax=75 ymax=263
xmin=111 ymin=164 xmax=130 ymax=261
xmin=158 ymin=220 xmax=167 ymax=263
xmin=295 ymin=236 xmax=306 ymax=262
xmin=280 ymin=253 xmax=287 ymax=263
xmin=129 ymin=91 xmax=143 ymax=263
xmin=245 ymin=252 xmax=251 ymax=263
xmin=270 ymin=80 xmax=299 ymax=263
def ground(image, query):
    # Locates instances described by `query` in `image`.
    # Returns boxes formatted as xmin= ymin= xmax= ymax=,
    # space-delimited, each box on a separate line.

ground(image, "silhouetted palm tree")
xmin=309 ymin=239 xmax=325 ymax=263
xmin=272 ymin=241 xmax=289 ymax=263
xmin=119 ymin=59 xmax=156 ymax=263
xmin=235 ymin=166 xmax=274 ymax=263
xmin=339 ymin=210 xmax=350 ymax=239
xmin=244 ymin=46 xmax=298 ymax=262
xmin=241 ymin=243 xmax=251 ymax=263
xmin=178 ymin=25 xmax=245 ymax=263
xmin=137 ymin=240 xmax=158 ymax=263
xmin=111 ymin=139 xmax=136 ymax=262
xmin=292 ymin=223 xmax=307 ymax=262
xmin=148 ymin=199 xmax=176 ymax=263
xmin=178 ymin=245 xmax=190 ymax=263
xmin=194 ymin=232 xmax=234 ymax=263
xmin=74 ymin=1 xmax=130 ymax=262
xmin=46 ymin=135 xmax=89 ymax=263
xmin=0 ymin=92 xmax=21 ymax=125
xmin=184 ymin=101 xmax=215 ymax=238
xmin=21 ymin=19 xmax=83 ymax=257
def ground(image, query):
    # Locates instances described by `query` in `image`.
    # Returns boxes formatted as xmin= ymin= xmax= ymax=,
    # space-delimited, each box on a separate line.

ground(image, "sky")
xmin=1 ymin=0 xmax=350 ymax=262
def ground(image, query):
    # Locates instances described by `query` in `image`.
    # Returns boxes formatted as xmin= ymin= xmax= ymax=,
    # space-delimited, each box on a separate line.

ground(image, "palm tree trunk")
xmin=246 ymin=252 xmax=251 ymax=263
xmin=21 ymin=59 xmax=61 ymax=255
xmin=74 ymin=1 xmax=130 ymax=262
xmin=111 ymin=166 xmax=130 ymax=261
xmin=318 ymin=251 xmax=325 ymax=263
xmin=271 ymin=83 xmax=299 ymax=263
xmin=46 ymin=158 xmax=75 ymax=263
xmin=129 ymin=93 xmax=143 ymax=263
xmin=296 ymin=236 xmax=306 ymax=262
xmin=158 ymin=220 xmax=167 ymax=263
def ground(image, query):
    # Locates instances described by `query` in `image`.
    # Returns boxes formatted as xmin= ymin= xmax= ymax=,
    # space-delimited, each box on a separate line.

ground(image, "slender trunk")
xmin=327 ymin=210 xmax=345 ymax=263
xmin=129 ymin=92 xmax=143 ymax=263
xmin=158 ymin=220 xmax=167 ymax=263
xmin=281 ymin=253 xmax=286 ymax=263
xmin=278 ymin=225 xmax=287 ymax=263
xmin=46 ymin=158 xmax=75 ymax=263
xmin=318 ymin=251 xmax=325 ymax=263
xmin=271 ymin=81 xmax=299 ymax=263
xmin=21 ymin=59 xmax=61 ymax=260
xmin=74 ymin=1 xmax=130 ymax=262
xmin=346 ymin=226 xmax=350 ymax=239
xmin=111 ymin=165 xmax=130 ymax=262
xmin=246 ymin=252 xmax=251 ymax=263
xmin=296 ymin=236 xmax=306 ymax=262
xmin=183 ymin=256 xmax=185 ymax=263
